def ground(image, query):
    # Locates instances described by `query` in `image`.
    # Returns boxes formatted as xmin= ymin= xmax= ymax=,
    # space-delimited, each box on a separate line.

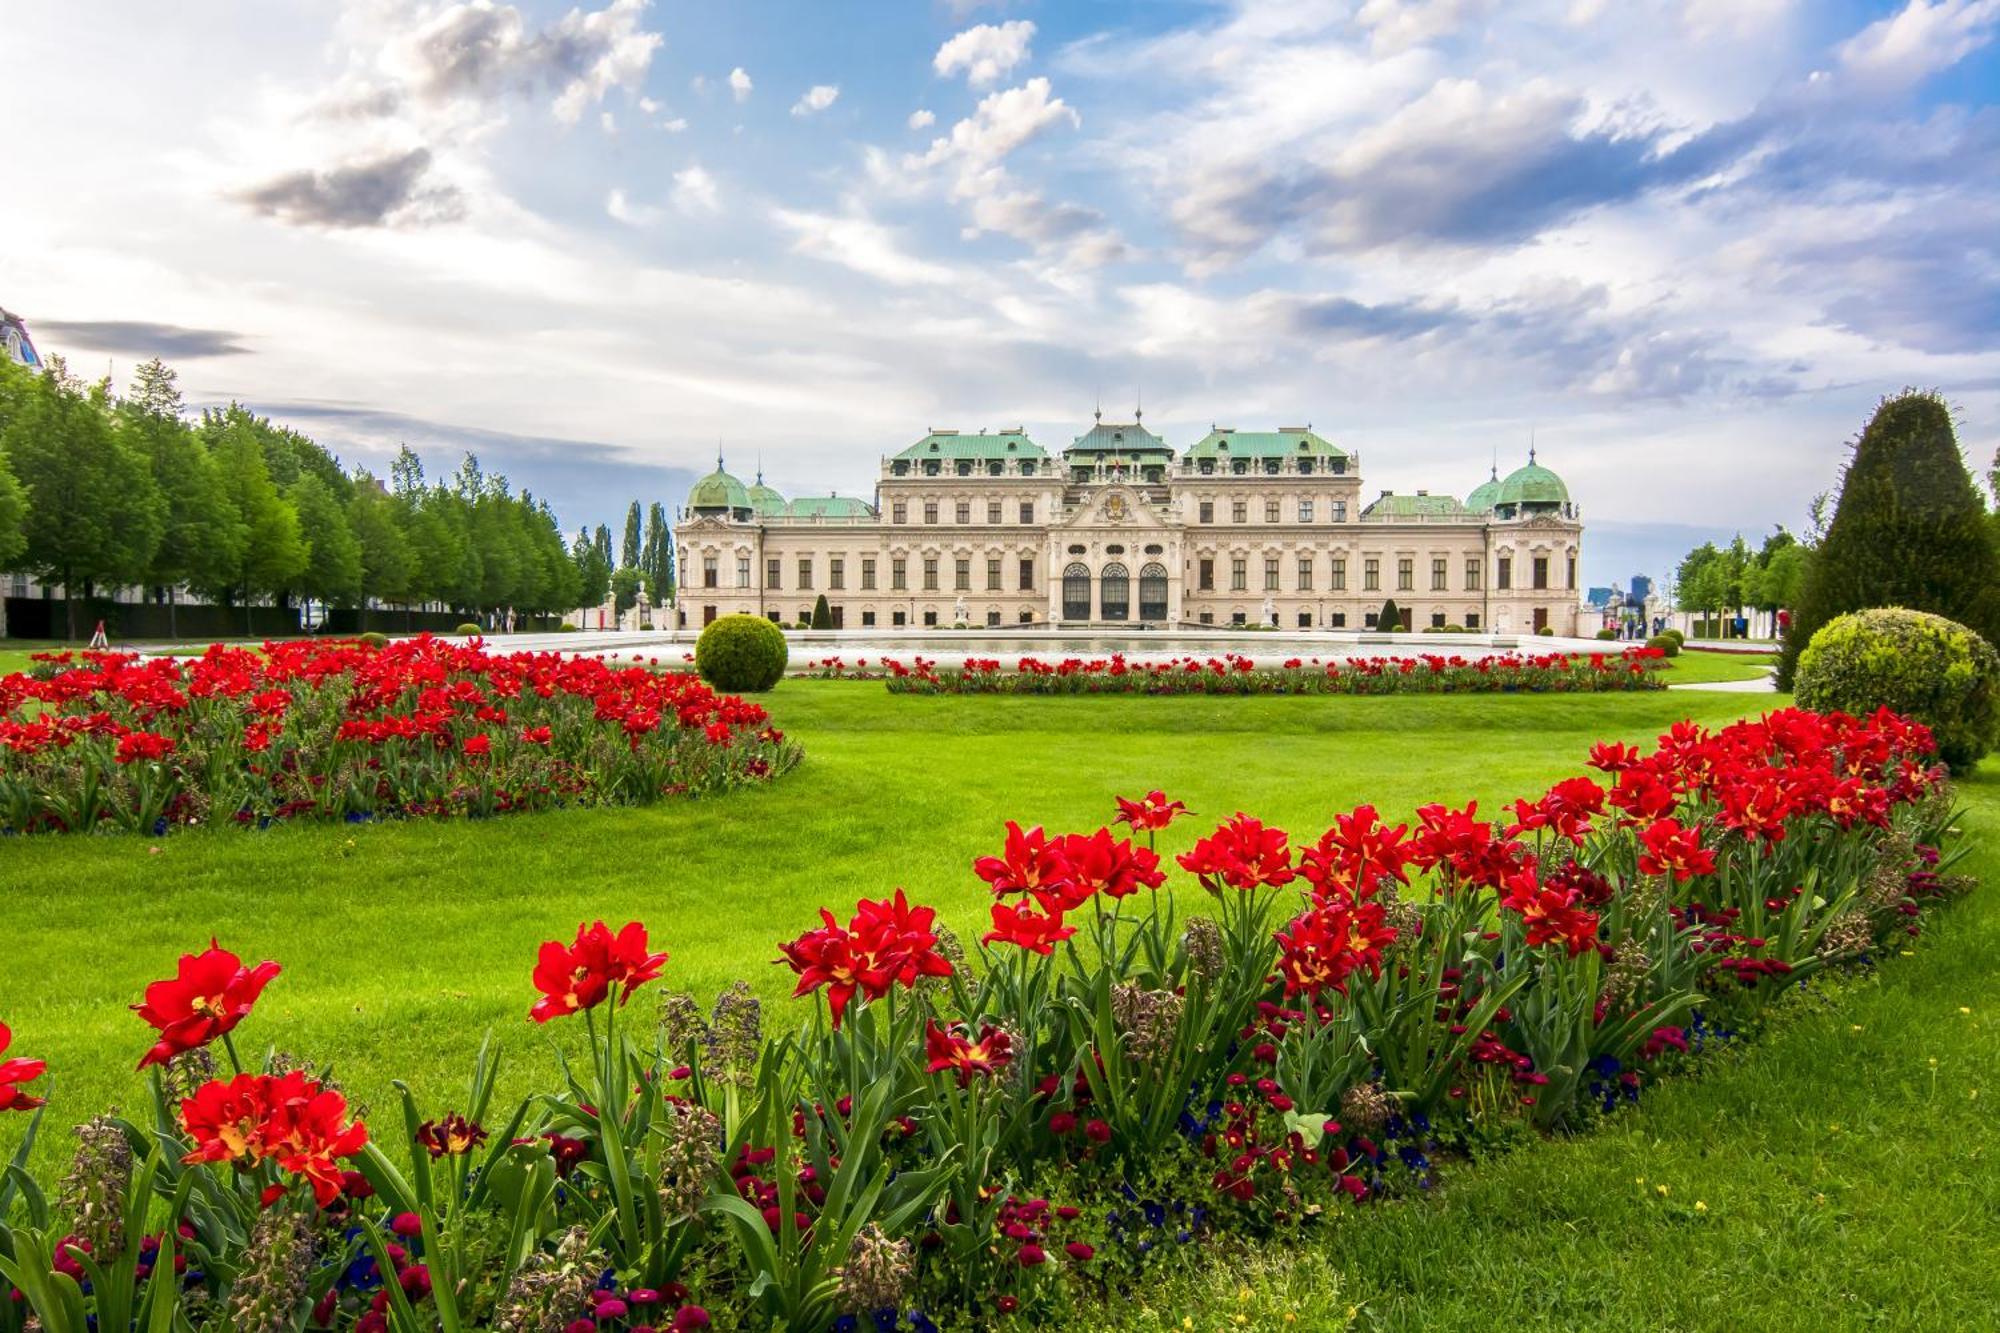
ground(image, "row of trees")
xmin=0 ymin=355 xmax=596 ymax=638
xmin=1673 ymin=530 xmax=1808 ymax=633
xmin=563 ymin=499 xmax=680 ymax=621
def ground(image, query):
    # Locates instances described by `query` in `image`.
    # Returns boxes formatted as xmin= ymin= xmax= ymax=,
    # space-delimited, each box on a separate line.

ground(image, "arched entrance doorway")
xmin=1138 ymin=562 xmax=1168 ymax=621
xmin=1062 ymin=563 xmax=1091 ymax=620
xmin=1100 ymin=563 xmax=1130 ymax=621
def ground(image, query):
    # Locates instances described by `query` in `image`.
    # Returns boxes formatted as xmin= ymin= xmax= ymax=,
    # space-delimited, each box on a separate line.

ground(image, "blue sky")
xmin=7 ymin=0 xmax=1998 ymax=586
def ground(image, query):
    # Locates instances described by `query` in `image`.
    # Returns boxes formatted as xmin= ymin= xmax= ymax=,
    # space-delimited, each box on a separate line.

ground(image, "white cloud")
xmin=661 ymin=116 xmax=688 ymax=132
xmin=908 ymin=108 xmax=936 ymax=130
xmin=599 ymin=110 xmax=616 ymax=133
xmin=1838 ymin=0 xmax=2000 ymax=87
xmin=1354 ymin=0 xmax=1493 ymax=54
xmin=773 ymin=208 xmax=958 ymax=286
xmin=791 ymin=84 xmax=839 ymax=116
xmin=605 ymin=187 xmax=660 ymax=225
xmin=912 ymin=76 xmax=1077 ymax=170
xmin=933 ymin=20 xmax=1036 ymax=86
xmin=728 ymin=66 xmax=753 ymax=102
xmin=672 ymin=164 xmax=720 ymax=213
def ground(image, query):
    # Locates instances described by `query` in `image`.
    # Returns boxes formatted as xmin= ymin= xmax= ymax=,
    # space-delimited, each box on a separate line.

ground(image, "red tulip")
xmin=0 ymin=1021 xmax=46 ymax=1113
xmin=1113 ymin=790 xmax=1187 ymax=831
xmin=529 ymin=921 xmax=668 ymax=1023
xmin=981 ymin=899 xmax=1076 ymax=955
xmin=180 ymin=1070 xmax=368 ymax=1207
xmin=133 ymin=941 xmax=282 ymax=1070
xmin=1637 ymin=817 xmax=1717 ymax=882
xmin=1177 ymin=813 xmax=1295 ymax=891
xmin=924 ymin=1020 xmax=1014 ymax=1086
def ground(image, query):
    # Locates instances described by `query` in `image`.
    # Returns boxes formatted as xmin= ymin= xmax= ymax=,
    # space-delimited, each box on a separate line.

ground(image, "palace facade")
xmin=674 ymin=418 xmax=1583 ymax=634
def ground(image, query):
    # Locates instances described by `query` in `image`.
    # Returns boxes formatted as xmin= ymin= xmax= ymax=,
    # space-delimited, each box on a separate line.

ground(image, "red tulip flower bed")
xmin=0 ymin=707 xmax=1975 ymax=1332
xmin=0 ymin=637 xmax=800 ymax=836
xmin=845 ymin=647 xmax=1668 ymax=694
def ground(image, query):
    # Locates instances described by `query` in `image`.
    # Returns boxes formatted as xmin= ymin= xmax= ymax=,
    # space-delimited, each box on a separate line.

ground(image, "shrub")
xmin=1377 ymin=599 xmax=1402 ymax=633
xmin=1778 ymin=390 xmax=2000 ymax=688
xmin=358 ymin=631 xmax=389 ymax=649
xmin=696 ymin=613 xmax=790 ymax=692
xmin=1646 ymin=633 xmax=1681 ymax=657
xmin=1595 ymin=628 xmax=1618 ymax=640
xmin=1663 ymin=628 xmax=1686 ymax=647
xmin=1796 ymin=607 xmax=2000 ymax=769
xmin=1536 ymin=626 xmax=1555 ymax=636
xmin=558 ymin=621 xmax=578 ymax=632
xmin=811 ymin=594 xmax=833 ymax=630
xmin=454 ymin=622 xmax=481 ymax=636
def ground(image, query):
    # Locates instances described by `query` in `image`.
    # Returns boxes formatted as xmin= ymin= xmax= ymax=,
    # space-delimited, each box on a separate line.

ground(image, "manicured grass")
xmin=1 ymin=679 xmax=1992 ymax=1327
xmin=1661 ymin=648 xmax=1777 ymax=684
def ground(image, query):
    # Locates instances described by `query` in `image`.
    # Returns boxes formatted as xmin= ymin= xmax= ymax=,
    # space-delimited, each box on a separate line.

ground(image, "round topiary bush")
xmin=1645 ymin=633 xmax=1681 ymax=657
xmin=1536 ymin=626 xmax=1555 ymax=636
xmin=359 ymin=631 xmax=390 ymax=650
xmin=696 ymin=614 xmax=789 ymax=693
xmin=1662 ymin=628 xmax=1685 ymax=647
xmin=455 ymin=622 xmax=482 ymax=636
xmin=1796 ymin=607 xmax=2000 ymax=769
xmin=558 ymin=621 xmax=578 ymax=632
xmin=1595 ymin=628 xmax=1618 ymax=640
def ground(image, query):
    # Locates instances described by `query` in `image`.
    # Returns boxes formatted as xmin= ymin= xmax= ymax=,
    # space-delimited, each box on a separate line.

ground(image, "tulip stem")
xmin=220 ymin=1031 xmax=244 ymax=1076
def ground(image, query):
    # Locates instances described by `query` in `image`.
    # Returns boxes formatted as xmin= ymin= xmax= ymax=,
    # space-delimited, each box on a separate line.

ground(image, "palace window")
xmin=1332 ymin=501 xmax=1347 ymax=522
xmin=829 ymin=557 xmax=844 ymax=590
xmin=1019 ymin=558 xmax=1034 ymax=590
xmin=1533 ymin=556 xmax=1549 ymax=590
xmin=1199 ymin=459 xmax=1215 ymax=475
xmin=1331 ymin=556 xmax=1346 ymax=590
xmin=956 ymin=501 xmax=971 ymax=524
xmin=956 ymin=461 xmax=971 ymax=477
xmin=924 ymin=501 xmax=938 ymax=524
xmin=862 ymin=610 xmax=876 ymax=627
xmin=987 ymin=501 xmax=1002 ymax=524
xmin=923 ymin=557 xmax=939 ymax=591
xmin=1432 ymin=557 xmax=1447 ymax=591
xmin=1331 ymin=611 xmax=1346 ymax=627
xmin=1497 ymin=557 xmax=1512 ymax=590
xmin=893 ymin=610 xmax=907 ymax=626
xmin=1297 ymin=557 xmax=1313 ymax=591
xmin=925 ymin=610 xmax=938 ymax=626
xmin=987 ymin=557 xmax=1001 ymax=590
xmin=736 ymin=556 xmax=750 ymax=588
xmin=1397 ymin=557 xmax=1413 ymax=592
xmin=1566 ymin=552 xmax=1577 ymax=589
xmin=1465 ymin=612 xmax=1480 ymax=629
xmin=1101 ymin=563 xmax=1129 ymax=620
xmin=1298 ymin=499 xmax=1314 ymax=523
xmin=1298 ymin=611 xmax=1312 ymax=628
xmin=1364 ymin=557 xmax=1380 ymax=591
xmin=1465 ymin=559 xmax=1480 ymax=590
xmin=1432 ymin=611 xmax=1446 ymax=628
xmin=1232 ymin=459 xmax=1249 ymax=475
xmin=1264 ymin=556 xmax=1280 ymax=592
xmin=1062 ymin=563 xmax=1091 ymax=619
xmin=701 ymin=555 xmax=718 ymax=588
xmin=892 ymin=557 xmax=907 ymax=591
xmin=1199 ymin=500 xmax=1214 ymax=524
xmin=1232 ymin=499 xmax=1248 ymax=523
xmin=892 ymin=502 xmax=907 ymax=524
xmin=1299 ymin=458 xmax=1314 ymax=476
xmin=1265 ymin=499 xmax=1281 ymax=523
xmin=861 ymin=557 xmax=877 ymax=590
xmin=1198 ymin=557 xmax=1214 ymax=591
xmin=955 ymin=557 xmax=970 ymax=591
xmin=1019 ymin=501 xmax=1034 ymax=524
xmin=1230 ymin=556 xmax=1247 ymax=592
xmin=1139 ymin=563 xmax=1168 ymax=620
xmin=766 ymin=557 xmax=782 ymax=589
xmin=1262 ymin=458 xmax=1280 ymax=475
xmin=797 ymin=557 xmax=813 ymax=590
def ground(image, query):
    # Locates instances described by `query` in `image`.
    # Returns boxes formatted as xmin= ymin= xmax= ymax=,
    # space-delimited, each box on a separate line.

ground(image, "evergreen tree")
xmin=288 ymin=474 xmax=364 ymax=607
xmin=622 ymin=500 xmax=642 ymax=570
xmin=811 ymin=593 xmax=832 ymax=629
xmin=1778 ymin=390 xmax=2000 ymax=687
xmin=1 ymin=365 xmax=164 ymax=639
xmin=593 ymin=523 xmax=613 ymax=570
xmin=127 ymin=357 xmax=184 ymax=417
xmin=1377 ymin=598 xmax=1401 ymax=632
xmin=645 ymin=501 xmax=674 ymax=600
xmin=206 ymin=416 xmax=307 ymax=632
xmin=571 ymin=528 xmax=611 ymax=609
xmin=610 ymin=566 xmax=643 ymax=616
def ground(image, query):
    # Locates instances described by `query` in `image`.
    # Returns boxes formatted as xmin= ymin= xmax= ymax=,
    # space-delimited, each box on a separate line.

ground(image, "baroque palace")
xmin=674 ymin=416 xmax=1583 ymax=634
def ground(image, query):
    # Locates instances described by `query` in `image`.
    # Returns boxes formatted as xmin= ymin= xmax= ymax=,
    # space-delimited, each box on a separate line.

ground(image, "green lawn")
xmin=1660 ymin=648 xmax=1777 ymax=684
xmin=1 ymin=679 xmax=1992 ymax=1328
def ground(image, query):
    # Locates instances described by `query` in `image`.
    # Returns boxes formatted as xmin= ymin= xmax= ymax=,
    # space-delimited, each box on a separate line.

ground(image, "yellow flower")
xmin=1961 ymin=1007 xmax=1974 ymax=1015
xmin=1694 ymin=1200 xmax=1707 ymax=1212
xmin=1656 ymin=1184 xmax=1670 ymax=1197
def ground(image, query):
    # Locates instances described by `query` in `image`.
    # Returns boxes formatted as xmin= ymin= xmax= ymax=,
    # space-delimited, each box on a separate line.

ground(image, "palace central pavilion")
xmin=675 ymin=417 xmax=1583 ymax=634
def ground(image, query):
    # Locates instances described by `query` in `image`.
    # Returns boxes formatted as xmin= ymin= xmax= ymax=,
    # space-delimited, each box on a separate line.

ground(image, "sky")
xmin=6 ymin=0 xmax=1999 ymax=587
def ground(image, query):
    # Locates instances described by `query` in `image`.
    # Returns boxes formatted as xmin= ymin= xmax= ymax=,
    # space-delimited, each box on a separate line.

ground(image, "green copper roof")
xmin=785 ymin=495 xmax=876 ymax=519
xmin=748 ymin=477 xmax=787 ymax=517
xmin=688 ymin=466 xmax=751 ymax=513
xmin=1496 ymin=458 xmax=1569 ymax=507
xmin=1464 ymin=468 xmax=1502 ymax=512
xmin=1183 ymin=427 xmax=1347 ymax=460
xmin=1067 ymin=420 xmax=1172 ymax=456
xmin=1361 ymin=491 xmax=1465 ymax=518
xmin=892 ymin=429 xmax=1049 ymax=462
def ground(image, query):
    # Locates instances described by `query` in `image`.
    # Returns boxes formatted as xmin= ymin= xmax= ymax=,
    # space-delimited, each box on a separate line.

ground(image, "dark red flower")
xmin=529 ymin=920 xmax=668 ymax=1023
xmin=1113 ymin=790 xmax=1187 ymax=831
xmin=1054 ymin=827 xmax=1167 ymax=902
xmin=415 ymin=1112 xmax=488 ymax=1158
xmin=974 ymin=821 xmax=1075 ymax=900
xmin=777 ymin=890 xmax=954 ymax=1028
xmin=1637 ymin=817 xmax=1716 ymax=882
xmin=114 ymin=731 xmax=176 ymax=765
xmin=1273 ymin=900 xmax=1397 ymax=996
xmin=1499 ymin=871 xmax=1600 ymax=956
xmin=924 ymin=1020 xmax=1014 ymax=1086
xmin=133 ymin=940 xmax=282 ymax=1070
xmin=1177 ymin=814 xmax=1295 ymax=891
xmin=179 ymin=1070 xmax=368 ymax=1207
xmin=981 ymin=899 xmax=1077 ymax=955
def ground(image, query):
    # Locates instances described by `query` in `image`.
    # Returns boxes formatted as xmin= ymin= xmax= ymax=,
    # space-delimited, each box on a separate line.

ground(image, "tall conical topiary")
xmin=811 ymin=593 xmax=833 ymax=630
xmin=1378 ymin=598 xmax=1402 ymax=633
xmin=1777 ymin=391 xmax=2000 ymax=689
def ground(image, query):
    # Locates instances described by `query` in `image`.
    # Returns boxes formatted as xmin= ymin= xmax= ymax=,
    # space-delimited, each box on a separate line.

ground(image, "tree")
xmin=205 ymin=416 xmax=306 ymax=631
xmin=348 ymin=474 xmax=414 ymax=610
xmin=1377 ymin=598 xmax=1401 ymax=632
xmin=571 ymin=529 xmax=611 ymax=610
xmin=1778 ymin=390 xmax=2000 ymax=688
xmin=811 ymin=593 xmax=832 ymax=629
xmin=622 ymin=501 xmax=642 ymax=570
xmin=120 ymin=368 xmax=243 ymax=636
xmin=287 ymin=474 xmax=364 ymax=608
xmin=611 ymin=565 xmax=643 ymax=617
xmin=1 ymin=365 xmax=164 ymax=639
xmin=644 ymin=501 xmax=674 ymax=601
xmin=593 ymin=523 xmax=613 ymax=570
xmin=1676 ymin=543 xmax=1724 ymax=630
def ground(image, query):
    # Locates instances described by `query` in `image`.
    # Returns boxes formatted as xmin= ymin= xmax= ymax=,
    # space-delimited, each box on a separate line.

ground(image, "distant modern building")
xmin=0 ymin=308 xmax=40 ymax=371
xmin=1629 ymin=574 xmax=1652 ymax=605
xmin=675 ymin=417 xmax=1584 ymax=633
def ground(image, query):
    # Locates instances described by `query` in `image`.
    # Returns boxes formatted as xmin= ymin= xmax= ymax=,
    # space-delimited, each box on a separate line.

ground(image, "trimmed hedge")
xmin=1646 ymin=633 xmax=1681 ymax=657
xmin=1796 ymin=607 xmax=2000 ymax=769
xmin=696 ymin=613 xmax=790 ymax=693
xmin=454 ymin=622 xmax=482 ymax=636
